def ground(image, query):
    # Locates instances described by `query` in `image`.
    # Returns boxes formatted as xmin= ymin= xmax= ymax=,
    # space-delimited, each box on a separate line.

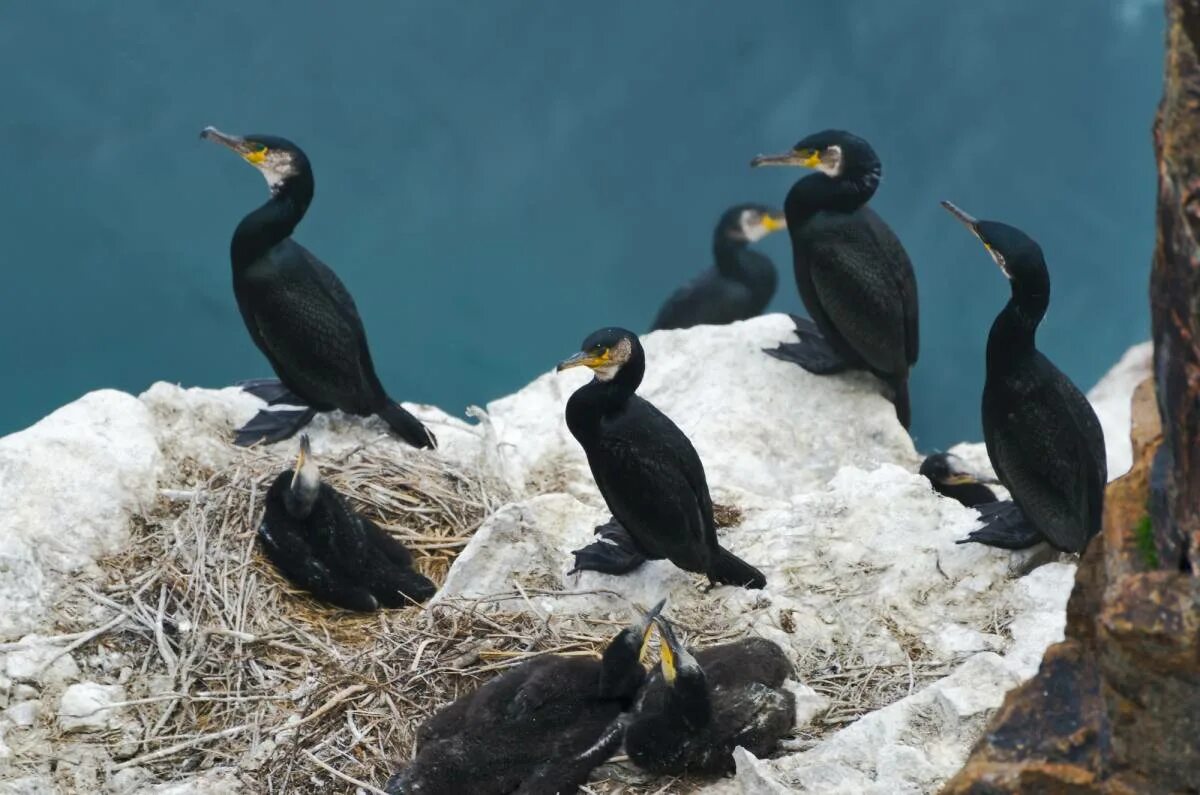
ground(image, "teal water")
xmin=0 ymin=2 xmax=1162 ymax=448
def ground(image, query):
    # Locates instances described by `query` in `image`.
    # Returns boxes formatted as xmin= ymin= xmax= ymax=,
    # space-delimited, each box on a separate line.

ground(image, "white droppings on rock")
xmin=130 ymin=767 xmax=243 ymax=794
xmin=1086 ymin=340 xmax=1152 ymax=479
xmin=5 ymin=699 xmax=40 ymax=728
xmin=58 ymin=682 xmax=127 ymax=732
xmin=3 ymin=637 xmax=80 ymax=688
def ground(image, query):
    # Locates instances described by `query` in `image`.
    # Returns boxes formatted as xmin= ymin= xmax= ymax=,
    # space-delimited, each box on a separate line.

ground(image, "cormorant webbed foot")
xmin=568 ymin=519 xmax=647 ymax=576
xmin=234 ymin=407 xmax=318 ymax=447
xmin=957 ymin=500 xmax=1044 ymax=550
xmin=237 ymin=378 xmax=307 ymax=406
xmin=764 ymin=315 xmax=851 ymax=374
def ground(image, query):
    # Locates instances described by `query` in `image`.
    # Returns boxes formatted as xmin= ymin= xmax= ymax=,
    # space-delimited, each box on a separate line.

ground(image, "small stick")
xmin=302 ymin=750 xmax=389 ymax=795
xmin=111 ymin=723 xmax=250 ymax=770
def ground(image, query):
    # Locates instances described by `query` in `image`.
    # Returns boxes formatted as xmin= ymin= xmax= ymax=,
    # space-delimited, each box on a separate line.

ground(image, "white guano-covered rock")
xmin=58 ymin=682 xmax=127 ymax=732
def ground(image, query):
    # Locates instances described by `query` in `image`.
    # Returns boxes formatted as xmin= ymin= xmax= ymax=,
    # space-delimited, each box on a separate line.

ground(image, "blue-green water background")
xmin=0 ymin=2 xmax=1163 ymax=448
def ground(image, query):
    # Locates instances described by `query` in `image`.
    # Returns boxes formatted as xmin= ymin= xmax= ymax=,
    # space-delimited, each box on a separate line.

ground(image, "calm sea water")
xmin=0 ymin=2 xmax=1163 ymax=448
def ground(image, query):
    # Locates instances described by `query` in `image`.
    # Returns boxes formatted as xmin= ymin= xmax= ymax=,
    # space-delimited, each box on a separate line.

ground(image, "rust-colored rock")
xmin=945 ymin=3 xmax=1200 ymax=791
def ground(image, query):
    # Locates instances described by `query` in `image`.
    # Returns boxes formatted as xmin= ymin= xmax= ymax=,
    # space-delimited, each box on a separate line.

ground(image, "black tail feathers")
xmin=380 ymin=400 xmax=437 ymax=449
xmin=708 ymin=546 xmax=766 ymax=589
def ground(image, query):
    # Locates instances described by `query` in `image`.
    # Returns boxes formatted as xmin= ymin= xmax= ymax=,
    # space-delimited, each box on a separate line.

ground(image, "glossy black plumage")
xmin=626 ymin=621 xmax=795 ymax=777
xmin=920 ymin=452 xmax=999 ymax=508
xmin=558 ymin=329 xmax=766 ymax=589
xmin=201 ymin=127 xmax=435 ymax=449
xmin=388 ymin=605 xmax=661 ymax=795
xmin=651 ymin=204 xmax=784 ymax=331
xmin=942 ymin=202 xmax=1106 ymax=552
xmin=753 ymin=130 xmax=919 ymax=428
xmin=258 ymin=437 xmax=435 ymax=610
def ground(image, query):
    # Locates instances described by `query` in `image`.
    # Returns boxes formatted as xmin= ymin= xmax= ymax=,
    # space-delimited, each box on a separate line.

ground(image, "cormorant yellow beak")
xmin=557 ymin=349 xmax=610 ymax=372
xmin=943 ymin=473 xmax=981 ymax=486
xmin=750 ymin=148 xmax=821 ymax=169
xmin=761 ymin=214 xmax=788 ymax=233
xmin=201 ymin=126 xmax=269 ymax=165
xmin=636 ymin=599 xmax=667 ymax=663
xmin=654 ymin=617 xmax=682 ymax=685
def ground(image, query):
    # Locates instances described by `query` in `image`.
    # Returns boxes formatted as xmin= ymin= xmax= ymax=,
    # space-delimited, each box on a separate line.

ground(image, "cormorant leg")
xmin=764 ymin=314 xmax=851 ymax=375
xmin=957 ymin=500 xmax=1044 ymax=550
xmin=234 ymin=407 xmax=318 ymax=447
xmin=568 ymin=519 xmax=647 ymax=576
xmin=236 ymin=378 xmax=307 ymax=406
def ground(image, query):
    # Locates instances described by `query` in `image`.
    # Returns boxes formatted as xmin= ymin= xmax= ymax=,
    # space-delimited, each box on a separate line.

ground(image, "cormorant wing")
xmin=651 ymin=270 xmax=752 ymax=331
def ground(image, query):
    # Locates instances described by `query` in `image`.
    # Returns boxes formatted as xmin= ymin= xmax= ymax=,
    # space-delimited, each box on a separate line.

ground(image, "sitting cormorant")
xmin=259 ymin=435 xmax=436 ymax=610
xmin=626 ymin=618 xmax=795 ymax=776
xmin=752 ymin=130 xmax=919 ymax=429
xmin=650 ymin=204 xmax=786 ymax=331
xmin=387 ymin=601 xmax=664 ymax=795
xmin=201 ymin=127 xmax=435 ymax=449
xmin=920 ymin=452 xmax=999 ymax=508
xmin=941 ymin=201 xmax=1106 ymax=552
xmin=557 ymin=328 xmax=766 ymax=589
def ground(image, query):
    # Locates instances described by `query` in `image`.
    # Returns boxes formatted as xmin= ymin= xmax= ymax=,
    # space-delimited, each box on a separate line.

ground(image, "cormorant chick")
xmin=201 ymin=127 xmax=435 ymax=449
xmin=941 ymin=201 xmax=1106 ymax=552
xmin=650 ymin=204 xmax=786 ymax=331
xmin=752 ymin=130 xmax=919 ymax=428
xmin=387 ymin=601 xmax=665 ymax=795
xmin=920 ymin=452 xmax=999 ymax=508
xmin=259 ymin=435 xmax=436 ymax=610
xmin=557 ymin=328 xmax=766 ymax=589
xmin=626 ymin=618 xmax=795 ymax=777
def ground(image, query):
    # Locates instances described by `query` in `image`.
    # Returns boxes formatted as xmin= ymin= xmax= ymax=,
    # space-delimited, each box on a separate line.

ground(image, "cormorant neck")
xmin=713 ymin=233 xmax=750 ymax=276
xmin=783 ymin=163 xmax=880 ymax=227
xmin=987 ymin=276 xmax=1049 ymax=369
xmin=565 ymin=351 xmax=646 ymax=441
xmin=667 ymin=673 xmax=712 ymax=730
xmin=231 ymin=172 xmax=314 ymax=269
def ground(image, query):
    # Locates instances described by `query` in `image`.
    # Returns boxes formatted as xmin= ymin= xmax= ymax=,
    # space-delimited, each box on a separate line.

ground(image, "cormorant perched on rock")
xmin=920 ymin=452 xmax=999 ymax=508
xmin=557 ymin=328 xmax=766 ymax=589
xmin=941 ymin=201 xmax=1106 ymax=552
xmin=626 ymin=618 xmax=795 ymax=776
xmin=201 ymin=127 xmax=435 ymax=449
xmin=752 ymin=130 xmax=919 ymax=429
xmin=650 ymin=204 xmax=786 ymax=331
xmin=387 ymin=601 xmax=664 ymax=795
xmin=259 ymin=435 xmax=435 ymax=610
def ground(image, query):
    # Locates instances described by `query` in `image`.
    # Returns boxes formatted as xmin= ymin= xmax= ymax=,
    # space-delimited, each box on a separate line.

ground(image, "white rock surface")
xmin=0 ymin=319 xmax=1152 ymax=794
xmin=1086 ymin=340 xmax=1152 ymax=479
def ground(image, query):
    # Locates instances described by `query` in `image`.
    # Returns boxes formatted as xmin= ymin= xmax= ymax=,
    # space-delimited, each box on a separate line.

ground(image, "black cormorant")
xmin=201 ymin=127 xmax=435 ymax=449
xmin=941 ymin=201 xmax=1106 ymax=552
xmin=650 ymin=204 xmax=786 ymax=331
xmin=626 ymin=618 xmax=795 ymax=776
xmin=387 ymin=601 xmax=664 ymax=795
xmin=920 ymin=452 xmax=999 ymax=508
xmin=259 ymin=435 xmax=436 ymax=610
xmin=557 ymin=328 xmax=766 ymax=589
xmin=752 ymin=130 xmax=919 ymax=428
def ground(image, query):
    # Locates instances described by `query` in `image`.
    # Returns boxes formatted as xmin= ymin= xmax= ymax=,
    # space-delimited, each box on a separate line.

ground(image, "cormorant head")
xmin=751 ymin=130 xmax=880 ymax=183
xmin=920 ymin=452 xmax=997 ymax=488
xmin=201 ymin=127 xmax=311 ymax=194
xmin=283 ymin=434 xmax=321 ymax=518
xmin=940 ymin=201 xmax=1049 ymax=291
xmin=599 ymin=598 xmax=665 ymax=699
xmin=654 ymin=617 xmax=712 ymax=729
xmin=717 ymin=204 xmax=787 ymax=244
xmin=557 ymin=328 xmax=643 ymax=384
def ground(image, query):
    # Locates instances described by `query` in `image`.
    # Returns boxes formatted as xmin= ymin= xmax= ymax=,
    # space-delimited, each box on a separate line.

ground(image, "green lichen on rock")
xmin=1133 ymin=514 xmax=1159 ymax=569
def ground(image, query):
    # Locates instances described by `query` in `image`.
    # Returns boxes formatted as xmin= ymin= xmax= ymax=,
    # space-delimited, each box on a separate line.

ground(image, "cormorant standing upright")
xmin=626 ymin=618 xmax=795 ymax=776
xmin=387 ymin=601 xmax=664 ymax=795
xmin=752 ymin=130 xmax=919 ymax=428
xmin=941 ymin=201 xmax=1106 ymax=551
xmin=201 ymin=127 xmax=435 ymax=449
xmin=920 ymin=452 xmax=999 ymax=508
xmin=259 ymin=435 xmax=436 ymax=610
xmin=557 ymin=328 xmax=766 ymax=589
xmin=650 ymin=204 xmax=786 ymax=331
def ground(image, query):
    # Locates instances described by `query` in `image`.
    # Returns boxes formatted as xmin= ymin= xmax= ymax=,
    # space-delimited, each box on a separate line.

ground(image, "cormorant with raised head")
xmin=387 ymin=601 xmax=664 ymax=795
xmin=752 ymin=130 xmax=919 ymax=428
xmin=650 ymin=204 xmax=786 ymax=331
xmin=920 ymin=452 xmax=999 ymax=508
xmin=259 ymin=435 xmax=436 ymax=610
xmin=200 ymin=127 xmax=435 ymax=449
xmin=557 ymin=328 xmax=766 ymax=589
xmin=941 ymin=201 xmax=1106 ymax=551
xmin=626 ymin=618 xmax=795 ymax=776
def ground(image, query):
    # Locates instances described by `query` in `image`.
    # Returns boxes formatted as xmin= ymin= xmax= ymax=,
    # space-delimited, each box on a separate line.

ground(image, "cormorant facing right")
xmin=752 ymin=130 xmax=919 ymax=428
xmin=650 ymin=204 xmax=786 ymax=331
xmin=557 ymin=328 xmax=766 ymax=589
xmin=626 ymin=618 xmax=795 ymax=776
xmin=941 ymin=201 xmax=1106 ymax=552
xmin=259 ymin=435 xmax=436 ymax=610
xmin=920 ymin=452 xmax=999 ymax=508
xmin=387 ymin=601 xmax=664 ymax=795
xmin=201 ymin=127 xmax=435 ymax=449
